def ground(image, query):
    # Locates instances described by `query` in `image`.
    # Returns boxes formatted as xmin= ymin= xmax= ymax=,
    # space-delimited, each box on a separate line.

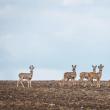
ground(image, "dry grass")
xmin=0 ymin=80 xmax=110 ymax=110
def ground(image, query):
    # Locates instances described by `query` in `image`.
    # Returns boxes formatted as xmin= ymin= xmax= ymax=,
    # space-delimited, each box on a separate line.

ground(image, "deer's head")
xmin=98 ymin=64 xmax=104 ymax=71
xmin=72 ymin=65 xmax=77 ymax=71
xmin=92 ymin=64 xmax=97 ymax=72
xmin=29 ymin=65 xmax=35 ymax=72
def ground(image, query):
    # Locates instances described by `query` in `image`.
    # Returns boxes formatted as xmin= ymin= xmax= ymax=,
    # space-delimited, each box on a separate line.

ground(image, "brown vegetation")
xmin=0 ymin=80 xmax=110 ymax=110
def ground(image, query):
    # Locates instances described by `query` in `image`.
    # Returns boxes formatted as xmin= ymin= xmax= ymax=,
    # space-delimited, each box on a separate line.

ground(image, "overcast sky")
xmin=0 ymin=0 xmax=110 ymax=80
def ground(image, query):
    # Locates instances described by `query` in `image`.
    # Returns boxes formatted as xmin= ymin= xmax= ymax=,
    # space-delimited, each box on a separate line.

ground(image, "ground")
xmin=0 ymin=80 xmax=110 ymax=110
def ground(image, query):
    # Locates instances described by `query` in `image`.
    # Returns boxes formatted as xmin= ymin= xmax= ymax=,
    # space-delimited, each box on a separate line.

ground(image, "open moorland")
xmin=0 ymin=80 xmax=110 ymax=110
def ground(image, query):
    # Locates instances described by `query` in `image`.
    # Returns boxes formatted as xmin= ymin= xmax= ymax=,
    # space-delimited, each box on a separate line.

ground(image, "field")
xmin=0 ymin=80 xmax=110 ymax=110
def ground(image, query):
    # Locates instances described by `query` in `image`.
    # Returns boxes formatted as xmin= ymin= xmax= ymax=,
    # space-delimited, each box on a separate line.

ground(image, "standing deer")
xmin=79 ymin=65 xmax=97 ymax=87
xmin=80 ymin=65 xmax=97 ymax=81
xmin=17 ymin=65 xmax=34 ymax=88
xmin=63 ymin=65 xmax=77 ymax=85
xmin=88 ymin=64 xmax=104 ymax=87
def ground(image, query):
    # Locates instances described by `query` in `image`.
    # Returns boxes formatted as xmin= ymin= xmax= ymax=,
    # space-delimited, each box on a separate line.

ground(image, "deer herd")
xmin=17 ymin=64 xmax=105 ymax=88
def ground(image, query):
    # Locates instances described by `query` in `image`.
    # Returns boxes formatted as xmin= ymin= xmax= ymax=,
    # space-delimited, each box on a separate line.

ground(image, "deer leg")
xmin=97 ymin=80 xmax=100 ymax=88
xmin=91 ymin=79 xmax=94 ymax=86
xmin=29 ymin=80 xmax=31 ymax=87
xmin=84 ymin=80 xmax=87 ymax=87
xmin=17 ymin=79 xmax=19 ymax=87
xmin=63 ymin=78 xmax=67 ymax=86
xmin=97 ymin=81 xmax=99 ymax=87
xmin=80 ymin=77 xmax=86 ymax=87
xmin=89 ymin=78 xmax=93 ymax=86
xmin=65 ymin=78 xmax=67 ymax=81
xmin=89 ymin=79 xmax=91 ymax=86
xmin=27 ymin=80 xmax=30 ymax=88
xmin=20 ymin=79 xmax=25 ymax=88
xmin=99 ymin=83 xmax=100 ymax=88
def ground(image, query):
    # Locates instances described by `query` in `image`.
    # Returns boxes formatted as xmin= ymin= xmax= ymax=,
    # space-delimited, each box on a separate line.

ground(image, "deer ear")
xmin=32 ymin=65 xmax=34 ymax=69
xmin=29 ymin=65 xmax=31 ymax=69
xmin=29 ymin=65 xmax=34 ymax=70
xmin=100 ymin=64 xmax=103 ymax=66
xmin=100 ymin=64 xmax=104 ymax=68
xmin=72 ymin=65 xmax=73 ymax=67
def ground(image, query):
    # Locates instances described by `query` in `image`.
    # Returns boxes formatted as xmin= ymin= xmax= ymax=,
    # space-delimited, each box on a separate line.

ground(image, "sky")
xmin=0 ymin=0 xmax=110 ymax=80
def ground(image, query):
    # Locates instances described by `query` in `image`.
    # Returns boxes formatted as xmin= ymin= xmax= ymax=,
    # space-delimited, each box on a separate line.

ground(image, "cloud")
xmin=63 ymin=0 xmax=94 ymax=6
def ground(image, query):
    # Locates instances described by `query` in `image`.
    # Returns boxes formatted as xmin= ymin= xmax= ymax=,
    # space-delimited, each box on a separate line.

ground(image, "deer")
xmin=80 ymin=65 xmax=97 ymax=81
xmin=17 ymin=65 xmax=35 ymax=88
xmin=63 ymin=65 xmax=77 ymax=85
xmin=88 ymin=64 xmax=104 ymax=88
xmin=79 ymin=65 xmax=97 ymax=86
